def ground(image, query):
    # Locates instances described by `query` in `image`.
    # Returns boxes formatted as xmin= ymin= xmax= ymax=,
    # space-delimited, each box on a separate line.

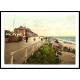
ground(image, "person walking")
xmin=26 ymin=36 xmax=28 ymax=42
xmin=33 ymin=37 xmax=36 ymax=41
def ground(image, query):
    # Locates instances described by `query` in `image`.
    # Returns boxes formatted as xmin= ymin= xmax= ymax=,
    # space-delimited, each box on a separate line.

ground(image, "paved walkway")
xmin=5 ymin=37 xmax=44 ymax=64
xmin=59 ymin=51 xmax=75 ymax=64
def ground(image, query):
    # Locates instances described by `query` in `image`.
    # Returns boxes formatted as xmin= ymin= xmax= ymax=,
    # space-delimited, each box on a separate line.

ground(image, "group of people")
xmin=25 ymin=36 xmax=46 ymax=43
xmin=63 ymin=46 xmax=75 ymax=53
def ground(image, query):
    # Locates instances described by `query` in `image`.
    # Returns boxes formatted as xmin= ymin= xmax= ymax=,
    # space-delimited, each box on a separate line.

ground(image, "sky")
xmin=3 ymin=12 xmax=78 ymax=36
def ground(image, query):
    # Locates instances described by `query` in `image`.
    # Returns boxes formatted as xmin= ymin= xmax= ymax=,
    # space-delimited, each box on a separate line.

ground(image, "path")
xmin=5 ymin=37 xmax=44 ymax=64
xmin=59 ymin=51 xmax=75 ymax=64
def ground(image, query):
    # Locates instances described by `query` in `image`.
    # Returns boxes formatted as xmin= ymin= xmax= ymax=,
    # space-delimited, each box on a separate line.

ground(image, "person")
xmin=33 ymin=37 xmax=36 ymax=41
xmin=26 ymin=36 xmax=28 ymax=42
xmin=41 ymin=38 xmax=43 ymax=41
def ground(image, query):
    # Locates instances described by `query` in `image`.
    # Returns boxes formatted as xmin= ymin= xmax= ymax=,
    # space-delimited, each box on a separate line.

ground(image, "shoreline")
xmin=48 ymin=36 xmax=75 ymax=44
xmin=57 ymin=39 xmax=75 ymax=45
xmin=48 ymin=37 xmax=75 ymax=49
xmin=48 ymin=37 xmax=75 ymax=64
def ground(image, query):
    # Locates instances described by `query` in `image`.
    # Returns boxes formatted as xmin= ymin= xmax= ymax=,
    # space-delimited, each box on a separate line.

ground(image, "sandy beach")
xmin=60 ymin=41 xmax=75 ymax=64
xmin=60 ymin=41 xmax=75 ymax=49
xmin=49 ymin=38 xmax=75 ymax=64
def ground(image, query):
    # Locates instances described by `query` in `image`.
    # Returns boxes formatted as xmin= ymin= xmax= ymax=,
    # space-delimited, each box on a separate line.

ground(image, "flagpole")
xmin=13 ymin=16 xmax=15 ymax=32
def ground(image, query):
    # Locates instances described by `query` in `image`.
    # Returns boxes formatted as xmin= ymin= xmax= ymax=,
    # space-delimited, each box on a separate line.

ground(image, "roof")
xmin=15 ymin=26 xmax=26 ymax=29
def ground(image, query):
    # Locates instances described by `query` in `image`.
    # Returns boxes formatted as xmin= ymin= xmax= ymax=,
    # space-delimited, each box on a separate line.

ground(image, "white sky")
xmin=3 ymin=12 xmax=78 ymax=36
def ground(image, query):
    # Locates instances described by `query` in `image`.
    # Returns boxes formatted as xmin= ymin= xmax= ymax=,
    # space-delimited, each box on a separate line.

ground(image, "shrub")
xmin=26 ymin=44 xmax=60 ymax=64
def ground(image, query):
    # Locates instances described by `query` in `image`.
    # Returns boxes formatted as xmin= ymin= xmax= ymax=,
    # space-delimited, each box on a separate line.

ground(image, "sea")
xmin=48 ymin=36 xmax=76 ymax=44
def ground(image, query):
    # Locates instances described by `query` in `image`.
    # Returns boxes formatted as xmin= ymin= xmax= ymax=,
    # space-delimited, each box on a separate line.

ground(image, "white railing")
xmin=10 ymin=41 xmax=45 ymax=64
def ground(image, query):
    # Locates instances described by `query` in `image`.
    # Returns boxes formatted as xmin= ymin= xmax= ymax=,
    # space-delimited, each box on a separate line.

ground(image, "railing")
xmin=10 ymin=41 xmax=45 ymax=64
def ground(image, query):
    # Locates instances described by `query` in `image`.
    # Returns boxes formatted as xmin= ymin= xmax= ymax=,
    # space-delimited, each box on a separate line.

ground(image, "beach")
xmin=49 ymin=38 xmax=75 ymax=64
xmin=60 ymin=41 xmax=75 ymax=64
xmin=62 ymin=41 xmax=75 ymax=49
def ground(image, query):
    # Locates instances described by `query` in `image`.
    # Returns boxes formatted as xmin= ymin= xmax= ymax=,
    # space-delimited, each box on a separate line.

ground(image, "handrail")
xmin=10 ymin=40 xmax=45 ymax=64
xmin=10 ymin=41 xmax=41 ymax=55
xmin=10 ymin=46 xmax=27 ymax=55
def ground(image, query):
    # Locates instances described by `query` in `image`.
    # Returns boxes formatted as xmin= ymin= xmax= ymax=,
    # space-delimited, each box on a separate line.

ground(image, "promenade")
xmin=5 ymin=37 xmax=45 ymax=64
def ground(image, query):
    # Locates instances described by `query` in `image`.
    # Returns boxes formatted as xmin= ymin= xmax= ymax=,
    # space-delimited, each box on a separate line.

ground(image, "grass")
xmin=26 ymin=44 xmax=60 ymax=64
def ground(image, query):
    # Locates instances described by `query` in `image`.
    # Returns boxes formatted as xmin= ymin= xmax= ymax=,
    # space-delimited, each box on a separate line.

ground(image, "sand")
xmin=62 ymin=42 xmax=75 ymax=49
xmin=50 ymin=39 xmax=75 ymax=64
xmin=59 ymin=41 xmax=75 ymax=64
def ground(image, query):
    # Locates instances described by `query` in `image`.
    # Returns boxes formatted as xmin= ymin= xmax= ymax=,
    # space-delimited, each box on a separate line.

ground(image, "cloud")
xmin=4 ymin=13 xmax=77 ymax=36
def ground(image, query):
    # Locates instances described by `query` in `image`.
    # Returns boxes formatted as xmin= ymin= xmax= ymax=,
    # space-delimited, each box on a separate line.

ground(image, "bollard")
xmin=10 ymin=52 xmax=14 ymax=64
xmin=25 ymin=47 xmax=27 ymax=63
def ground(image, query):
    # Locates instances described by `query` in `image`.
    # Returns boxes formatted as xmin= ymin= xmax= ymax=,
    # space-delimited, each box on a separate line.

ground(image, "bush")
xmin=26 ymin=44 xmax=60 ymax=64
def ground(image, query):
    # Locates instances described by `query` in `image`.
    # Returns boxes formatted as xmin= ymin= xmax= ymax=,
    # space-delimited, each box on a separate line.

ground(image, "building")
xmin=14 ymin=26 xmax=38 ymax=37
xmin=14 ymin=26 xmax=27 ymax=36
xmin=27 ymin=28 xmax=38 ymax=37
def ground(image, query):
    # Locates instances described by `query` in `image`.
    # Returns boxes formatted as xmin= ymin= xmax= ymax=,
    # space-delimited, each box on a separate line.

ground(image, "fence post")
xmin=37 ymin=42 xmax=38 ymax=50
xmin=25 ymin=47 xmax=27 ymax=63
xmin=40 ymin=42 xmax=41 ymax=47
xmin=38 ymin=42 xmax=40 ymax=48
xmin=32 ymin=45 xmax=34 ymax=55
xmin=10 ymin=52 xmax=14 ymax=64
